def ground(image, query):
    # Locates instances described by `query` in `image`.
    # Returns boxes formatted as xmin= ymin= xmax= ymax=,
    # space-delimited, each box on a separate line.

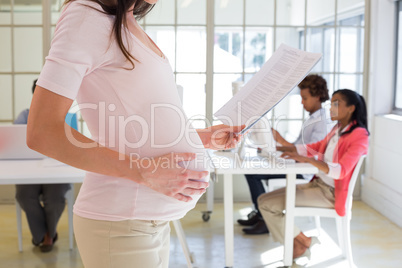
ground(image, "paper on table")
xmin=214 ymin=44 xmax=322 ymax=134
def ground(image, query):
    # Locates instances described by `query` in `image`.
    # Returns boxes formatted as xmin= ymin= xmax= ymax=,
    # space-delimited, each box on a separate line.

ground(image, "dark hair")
xmin=32 ymin=79 xmax=37 ymax=94
xmin=64 ymin=0 xmax=155 ymax=69
xmin=333 ymin=89 xmax=369 ymax=136
xmin=298 ymin=74 xmax=329 ymax=103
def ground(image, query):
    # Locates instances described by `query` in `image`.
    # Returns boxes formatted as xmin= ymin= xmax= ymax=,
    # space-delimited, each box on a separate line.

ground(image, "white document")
xmin=214 ymin=44 xmax=322 ymax=134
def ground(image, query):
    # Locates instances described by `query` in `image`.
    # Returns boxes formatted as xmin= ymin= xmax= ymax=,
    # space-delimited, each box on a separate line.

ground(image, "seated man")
xmin=14 ymin=79 xmax=71 ymax=252
xmin=239 ymin=74 xmax=331 ymax=235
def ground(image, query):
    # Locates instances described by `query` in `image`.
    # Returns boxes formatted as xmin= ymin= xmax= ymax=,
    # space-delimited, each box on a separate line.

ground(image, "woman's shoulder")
xmin=351 ymin=126 xmax=369 ymax=136
xmin=60 ymin=0 xmax=113 ymax=28
xmin=65 ymin=0 xmax=103 ymax=12
xmin=348 ymin=126 xmax=369 ymax=144
xmin=48 ymin=0 xmax=116 ymax=67
xmin=55 ymin=0 xmax=114 ymax=49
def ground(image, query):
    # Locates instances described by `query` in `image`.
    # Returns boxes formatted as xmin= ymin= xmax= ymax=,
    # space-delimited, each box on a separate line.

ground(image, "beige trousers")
xmin=73 ymin=215 xmax=170 ymax=268
xmin=258 ymin=178 xmax=335 ymax=244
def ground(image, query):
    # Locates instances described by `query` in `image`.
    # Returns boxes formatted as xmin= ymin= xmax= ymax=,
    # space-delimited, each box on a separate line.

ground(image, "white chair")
xmin=15 ymin=185 xmax=75 ymax=252
xmin=172 ymin=220 xmax=196 ymax=268
xmin=267 ymin=177 xmax=323 ymax=234
xmin=293 ymin=155 xmax=366 ymax=267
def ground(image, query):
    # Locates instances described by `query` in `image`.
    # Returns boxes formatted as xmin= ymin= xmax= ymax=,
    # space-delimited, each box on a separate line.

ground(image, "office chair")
xmin=293 ymin=155 xmax=366 ymax=267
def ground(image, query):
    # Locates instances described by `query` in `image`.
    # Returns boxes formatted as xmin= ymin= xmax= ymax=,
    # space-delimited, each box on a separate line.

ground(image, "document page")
xmin=214 ymin=44 xmax=322 ymax=133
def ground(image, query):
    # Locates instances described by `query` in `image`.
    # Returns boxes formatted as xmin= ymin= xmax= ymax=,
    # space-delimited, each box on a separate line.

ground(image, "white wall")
xmin=363 ymin=116 xmax=402 ymax=227
xmin=362 ymin=0 xmax=402 ymax=228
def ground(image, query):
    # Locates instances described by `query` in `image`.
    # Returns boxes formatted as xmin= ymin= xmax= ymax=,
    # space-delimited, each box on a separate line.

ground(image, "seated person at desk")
xmin=239 ymin=74 xmax=331 ymax=235
xmin=14 ymin=79 xmax=71 ymax=253
xmin=258 ymin=89 xmax=369 ymax=260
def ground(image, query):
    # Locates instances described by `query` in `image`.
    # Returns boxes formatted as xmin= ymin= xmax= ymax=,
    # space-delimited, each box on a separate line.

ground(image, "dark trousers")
xmin=15 ymin=184 xmax=71 ymax=244
xmin=245 ymin=174 xmax=303 ymax=217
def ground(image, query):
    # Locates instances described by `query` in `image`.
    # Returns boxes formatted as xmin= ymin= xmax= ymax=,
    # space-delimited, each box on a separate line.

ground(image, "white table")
xmin=0 ymin=159 xmax=85 ymax=185
xmin=0 ymin=159 xmax=86 ymax=250
xmin=208 ymin=151 xmax=318 ymax=268
xmin=0 ymin=159 xmax=195 ymax=267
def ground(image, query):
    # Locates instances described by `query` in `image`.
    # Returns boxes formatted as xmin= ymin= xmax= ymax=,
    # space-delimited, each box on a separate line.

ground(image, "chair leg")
xmin=65 ymin=187 xmax=74 ymax=250
xmin=343 ymin=216 xmax=355 ymax=267
xmin=172 ymin=220 xmax=194 ymax=268
xmin=314 ymin=216 xmax=321 ymax=236
xmin=15 ymin=202 xmax=23 ymax=252
xmin=267 ymin=180 xmax=274 ymax=192
xmin=335 ymin=217 xmax=345 ymax=257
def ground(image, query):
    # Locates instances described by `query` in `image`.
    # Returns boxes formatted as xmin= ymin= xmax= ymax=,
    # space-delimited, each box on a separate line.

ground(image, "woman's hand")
xmin=135 ymin=152 xmax=209 ymax=202
xmin=271 ymin=128 xmax=282 ymax=142
xmin=281 ymin=151 xmax=310 ymax=163
xmin=271 ymin=128 xmax=293 ymax=147
xmin=197 ymin=124 xmax=245 ymax=150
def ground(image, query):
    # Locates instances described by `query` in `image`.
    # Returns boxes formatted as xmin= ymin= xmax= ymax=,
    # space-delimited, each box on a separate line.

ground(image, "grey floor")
xmin=0 ymin=201 xmax=401 ymax=268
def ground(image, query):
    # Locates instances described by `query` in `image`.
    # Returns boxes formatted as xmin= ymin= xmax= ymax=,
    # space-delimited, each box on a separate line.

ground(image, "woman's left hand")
xmin=198 ymin=124 xmax=245 ymax=150
xmin=281 ymin=151 xmax=310 ymax=163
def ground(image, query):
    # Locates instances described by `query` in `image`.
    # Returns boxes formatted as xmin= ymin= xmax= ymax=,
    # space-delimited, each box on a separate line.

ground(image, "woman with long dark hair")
xmin=257 ymin=89 xmax=369 ymax=261
xmin=27 ymin=0 xmax=243 ymax=266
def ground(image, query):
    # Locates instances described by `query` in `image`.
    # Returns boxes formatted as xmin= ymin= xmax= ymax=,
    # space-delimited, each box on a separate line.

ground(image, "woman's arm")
xmin=281 ymin=151 xmax=330 ymax=174
xmin=276 ymin=145 xmax=297 ymax=152
xmin=282 ymin=128 xmax=369 ymax=179
xmin=333 ymin=128 xmax=369 ymax=179
xmin=304 ymin=157 xmax=330 ymax=174
xmin=27 ymin=87 xmax=209 ymax=202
